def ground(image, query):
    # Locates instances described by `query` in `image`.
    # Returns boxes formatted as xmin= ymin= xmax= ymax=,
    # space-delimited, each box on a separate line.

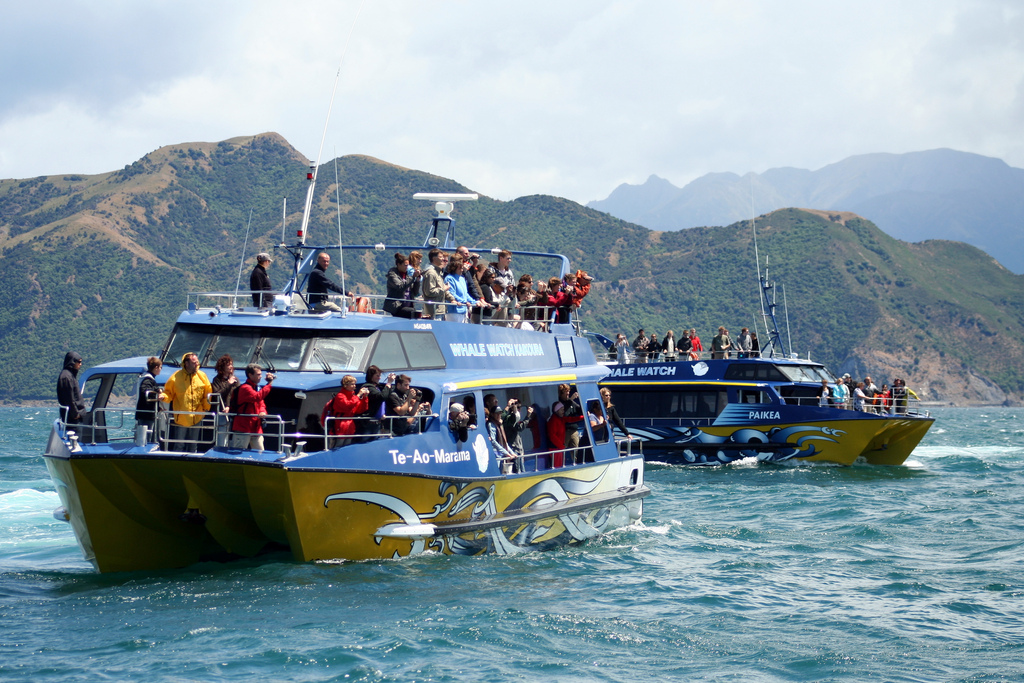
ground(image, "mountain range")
xmin=1 ymin=134 xmax=1022 ymax=406
xmin=587 ymin=149 xmax=1024 ymax=274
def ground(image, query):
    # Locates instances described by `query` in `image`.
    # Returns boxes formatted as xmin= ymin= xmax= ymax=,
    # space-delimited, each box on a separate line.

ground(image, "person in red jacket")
xmin=546 ymin=401 xmax=566 ymax=468
xmin=231 ymin=364 xmax=275 ymax=451
xmin=321 ymin=375 xmax=369 ymax=447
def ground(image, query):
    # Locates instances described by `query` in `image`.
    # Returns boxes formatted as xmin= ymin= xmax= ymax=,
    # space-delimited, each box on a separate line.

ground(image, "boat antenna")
xmin=413 ymin=193 xmax=479 ymax=248
xmin=751 ymin=177 xmax=768 ymax=327
xmin=783 ymin=283 xmax=793 ymax=357
xmin=232 ymin=208 xmax=254 ymax=308
xmin=296 ymin=0 xmax=367 ymax=246
xmin=334 ymin=152 xmax=348 ymax=315
xmin=280 ymin=198 xmax=287 ymax=243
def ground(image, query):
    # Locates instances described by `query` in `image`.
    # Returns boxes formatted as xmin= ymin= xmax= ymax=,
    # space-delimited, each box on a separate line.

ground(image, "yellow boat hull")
xmin=45 ymin=437 xmax=646 ymax=573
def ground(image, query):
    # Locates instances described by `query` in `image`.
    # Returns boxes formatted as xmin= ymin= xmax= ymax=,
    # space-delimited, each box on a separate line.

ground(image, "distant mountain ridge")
xmin=1 ymin=135 xmax=1022 ymax=406
xmin=587 ymin=149 xmax=1024 ymax=273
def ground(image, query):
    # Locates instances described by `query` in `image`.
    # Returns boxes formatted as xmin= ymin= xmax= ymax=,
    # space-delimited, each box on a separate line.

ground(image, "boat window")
xmin=723 ymin=363 xmax=788 ymax=382
xmin=260 ymin=335 xmax=311 ymax=370
xmin=402 ymin=333 xmax=445 ymax=369
xmin=82 ymin=375 xmax=106 ymax=411
xmin=614 ymin=388 xmax=728 ymax=419
xmin=738 ymin=389 xmax=771 ymax=404
xmin=369 ymin=332 xmax=446 ymax=371
xmin=164 ymin=325 xmax=215 ymax=366
xmin=371 ymin=332 xmax=406 ymax=370
xmin=556 ymin=337 xmax=577 ymax=366
xmin=204 ymin=328 xmax=260 ymax=367
xmin=309 ymin=336 xmax=372 ymax=372
xmin=776 ymin=364 xmax=827 ymax=383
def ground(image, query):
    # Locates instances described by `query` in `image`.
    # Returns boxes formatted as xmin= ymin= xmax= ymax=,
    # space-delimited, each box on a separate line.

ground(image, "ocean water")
xmin=1 ymin=406 xmax=1022 ymax=682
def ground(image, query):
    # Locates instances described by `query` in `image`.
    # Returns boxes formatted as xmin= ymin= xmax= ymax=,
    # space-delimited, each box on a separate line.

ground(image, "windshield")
xmin=165 ymin=327 xmax=215 ymax=366
xmin=776 ymin=364 xmax=835 ymax=383
xmin=205 ymin=329 xmax=260 ymax=368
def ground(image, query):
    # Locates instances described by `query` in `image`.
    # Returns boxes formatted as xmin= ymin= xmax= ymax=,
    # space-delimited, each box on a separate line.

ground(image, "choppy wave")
xmin=2 ymin=405 xmax=1024 ymax=682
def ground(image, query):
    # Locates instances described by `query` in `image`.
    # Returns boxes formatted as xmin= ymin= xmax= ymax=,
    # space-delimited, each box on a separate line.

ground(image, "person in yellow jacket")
xmin=161 ymin=352 xmax=212 ymax=452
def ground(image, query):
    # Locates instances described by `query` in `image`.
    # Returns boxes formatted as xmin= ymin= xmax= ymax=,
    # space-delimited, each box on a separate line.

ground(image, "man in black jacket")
xmin=249 ymin=253 xmax=274 ymax=307
xmin=57 ymin=351 xmax=87 ymax=425
xmin=308 ymin=252 xmax=345 ymax=312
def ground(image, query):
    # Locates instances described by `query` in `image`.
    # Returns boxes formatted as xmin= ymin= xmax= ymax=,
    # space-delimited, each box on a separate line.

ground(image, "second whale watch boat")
xmin=595 ymin=275 xmax=934 ymax=467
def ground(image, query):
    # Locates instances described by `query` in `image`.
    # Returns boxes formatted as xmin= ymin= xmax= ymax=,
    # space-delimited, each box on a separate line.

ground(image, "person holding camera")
xmin=502 ymin=397 xmax=534 ymax=458
xmin=557 ymin=383 xmax=585 ymax=463
xmin=387 ymin=374 xmax=429 ymax=436
xmin=321 ymin=375 xmax=369 ymax=447
xmin=231 ymin=363 xmax=275 ymax=451
xmin=448 ymin=401 xmax=471 ymax=444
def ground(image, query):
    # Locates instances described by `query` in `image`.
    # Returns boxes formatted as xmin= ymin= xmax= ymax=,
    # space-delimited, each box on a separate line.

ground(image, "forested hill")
xmin=1 ymin=133 xmax=1021 ymax=405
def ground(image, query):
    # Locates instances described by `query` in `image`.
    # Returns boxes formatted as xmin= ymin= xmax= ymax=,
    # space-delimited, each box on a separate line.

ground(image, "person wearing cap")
xmin=250 ymin=253 xmax=274 ymax=308
xmin=448 ymin=401 xmax=470 ymax=444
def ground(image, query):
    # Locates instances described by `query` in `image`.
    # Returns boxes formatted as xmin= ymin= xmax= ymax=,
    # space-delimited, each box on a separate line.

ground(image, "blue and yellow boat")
xmin=592 ymin=271 xmax=934 ymax=467
xmin=599 ymin=353 xmax=934 ymax=466
xmin=44 ymin=194 xmax=648 ymax=573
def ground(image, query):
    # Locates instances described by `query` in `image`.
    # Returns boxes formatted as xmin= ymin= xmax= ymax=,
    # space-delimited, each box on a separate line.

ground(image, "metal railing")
xmin=785 ymin=395 xmax=928 ymax=416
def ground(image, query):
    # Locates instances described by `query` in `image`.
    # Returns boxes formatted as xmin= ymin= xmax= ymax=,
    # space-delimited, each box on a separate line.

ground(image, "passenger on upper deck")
xmin=456 ymin=246 xmax=487 ymax=309
xmin=490 ymin=277 xmax=515 ymax=326
xmin=749 ymin=332 xmax=760 ymax=358
xmin=689 ymin=329 xmax=704 ymax=356
xmin=422 ymin=249 xmax=457 ymax=319
xmin=711 ymin=327 xmax=733 ymax=360
xmin=679 ymin=330 xmax=695 ymax=360
xmin=384 ymin=252 xmax=421 ymax=319
xmin=615 ymin=333 xmax=631 ymax=364
xmin=162 ymin=352 xmax=212 ymax=452
xmin=308 ymin=252 xmax=346 ymax=312
xmin=546 ymin=277 xmax=574 ymax=325
xmin=249 ymin=253 xmax=274 ymax=308
xmin=661 ymin=330 xmax=678 ymax=362
xmin=648 ymin=333 xmax=660 ymax=362
xmin=736 ymin=328 xmax=753 ymax=359
xmin=632 ymin=329 xmax=649 ymax=363
xmin=57 ymin=351 xmax=87 ymax=426
xmin=443 ymin=255 xmax=478 ymax=323
xmin=489 ymin=250 xmax=515 ymax=290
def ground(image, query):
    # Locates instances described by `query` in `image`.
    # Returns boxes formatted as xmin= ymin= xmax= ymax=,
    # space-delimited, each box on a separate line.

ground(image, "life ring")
xmin=355 ymin=297 xmax=372 ymax=313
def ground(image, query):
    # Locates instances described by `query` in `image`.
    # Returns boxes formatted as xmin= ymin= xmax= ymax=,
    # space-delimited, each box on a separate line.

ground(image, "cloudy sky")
xmin=2 ymin=1 xmax=1022 ymax=204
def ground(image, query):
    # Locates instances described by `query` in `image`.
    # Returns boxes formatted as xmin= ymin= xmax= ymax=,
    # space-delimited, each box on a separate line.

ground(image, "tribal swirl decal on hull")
xmin=626 ymin=424 xmax=844 ymax=465
xmin=323 ymin=466 xmax=632 ymax=559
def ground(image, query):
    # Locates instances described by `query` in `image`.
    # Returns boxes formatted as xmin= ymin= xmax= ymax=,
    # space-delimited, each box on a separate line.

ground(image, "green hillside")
xmin=1 ymin=134 xmax=1021 ymax=405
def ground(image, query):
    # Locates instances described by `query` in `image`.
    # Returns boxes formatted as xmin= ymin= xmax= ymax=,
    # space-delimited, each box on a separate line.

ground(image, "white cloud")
xmin=2 ymin=0 xmax=1022 ymax=203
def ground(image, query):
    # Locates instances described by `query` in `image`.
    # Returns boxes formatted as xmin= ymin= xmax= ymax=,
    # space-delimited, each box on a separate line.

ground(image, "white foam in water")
xmin=0 ymin=488 xmax=60 ymax=515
